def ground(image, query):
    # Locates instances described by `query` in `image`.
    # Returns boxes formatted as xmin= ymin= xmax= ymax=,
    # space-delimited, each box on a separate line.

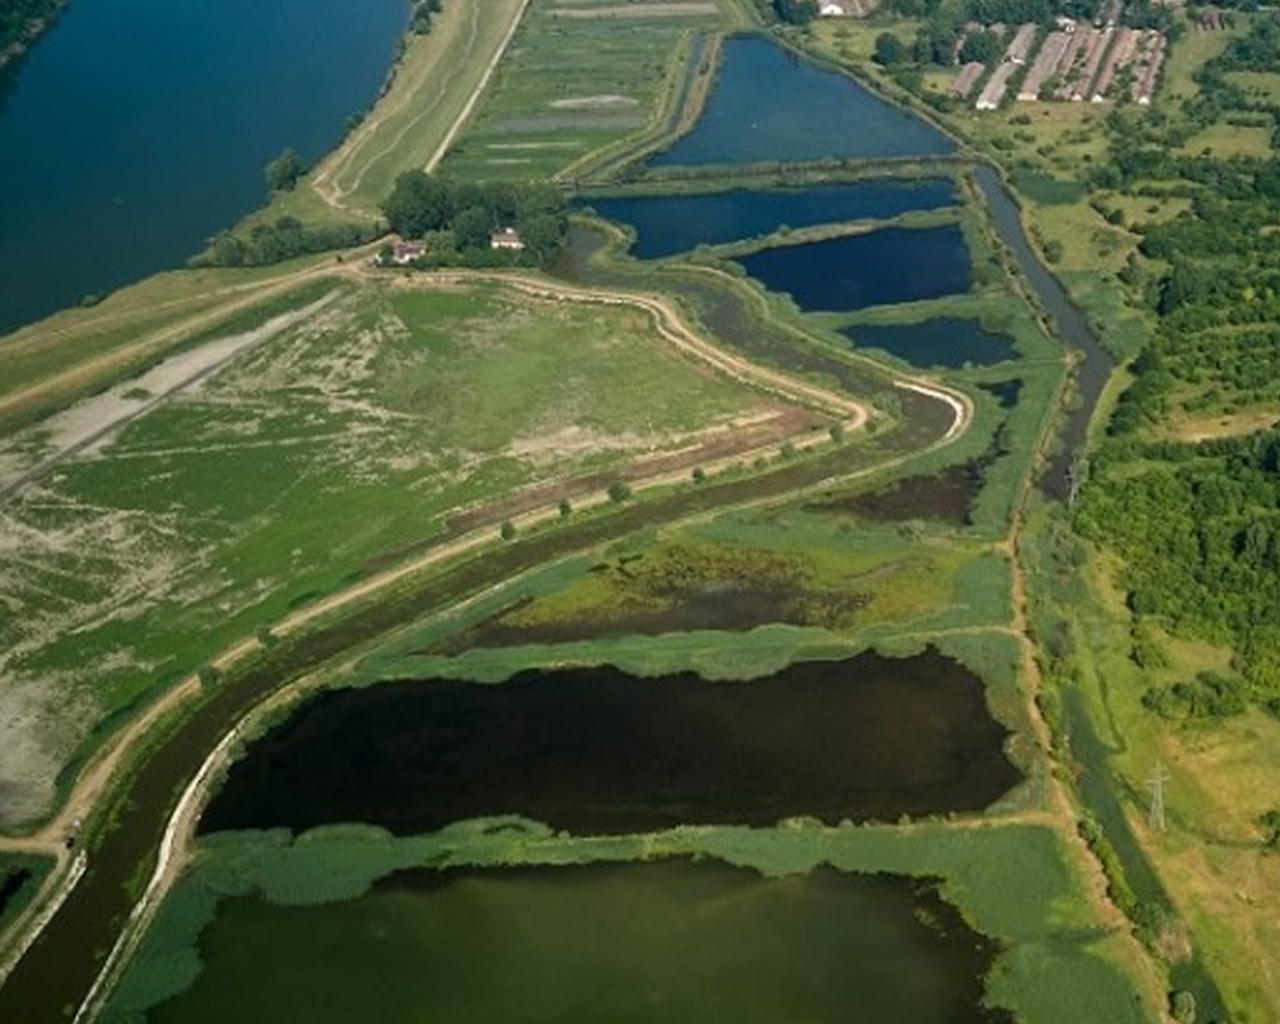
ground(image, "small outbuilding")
xmin=490 ymin=228 xmax=526 ymax=251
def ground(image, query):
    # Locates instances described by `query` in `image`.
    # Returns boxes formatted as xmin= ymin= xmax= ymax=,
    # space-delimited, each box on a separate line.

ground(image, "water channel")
xmin=581 ymin=177 xmax=956 ymax=258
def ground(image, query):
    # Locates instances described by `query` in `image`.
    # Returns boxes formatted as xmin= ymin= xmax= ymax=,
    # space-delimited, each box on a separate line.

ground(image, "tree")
xmin=607 ymin=481 xmax=632 ymax=503
xmin=500 ymin=520 xmax=517 ymax=541
xmin=265 ymin=148 xmax=305 ymax=192
xmin=960 ymin=30 xmax=1002 ymax=64
xmin=1169 ymin=990 xmax=1197 ymax=1024
xmin=873 ymin=32 xmax=908 ymax=67
xmin=558 ymin=498 xmax=573 ymax=518
xmin=453 ymin=205 xmax=495 ymax=252
xmin=772 ymin=0 xmax=818 ymax=23
xmin=1258 ymin=809 xmax=1280 ymax=847
xmin=691 ymin=467 xmax=706 ymax=484
xmin=382 ymin=171 xmax=453 ymax=237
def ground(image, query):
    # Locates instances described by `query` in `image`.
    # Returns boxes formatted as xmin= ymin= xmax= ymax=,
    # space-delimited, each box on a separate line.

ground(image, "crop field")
xmin=0 ymin=276 xmax=799 ymax=828
xmin=102 ymin=820 xmax=1159 ymax=1024
xmin=439 ymin=0 xmax=735 ymax=182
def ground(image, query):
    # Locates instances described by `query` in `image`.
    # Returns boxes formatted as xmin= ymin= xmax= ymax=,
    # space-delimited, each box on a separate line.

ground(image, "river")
xmin=0 ymin=0 xmax=408 ymax=338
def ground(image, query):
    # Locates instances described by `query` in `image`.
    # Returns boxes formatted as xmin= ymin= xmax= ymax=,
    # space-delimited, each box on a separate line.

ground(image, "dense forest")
xmin=1078 ymin=14 xmax=1280 ymax=708
xmin=0 ymin=0 xmax=67 ymax=63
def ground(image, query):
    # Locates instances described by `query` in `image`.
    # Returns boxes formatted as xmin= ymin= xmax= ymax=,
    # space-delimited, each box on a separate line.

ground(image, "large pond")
xmin=147 ymin=861 xmax=1010 ymax=1024
xmin=0 ymin=0 xmax=408 ymax=336
xmin=651 ymin=35 xmax=953 ymax=167
xmin=841 ymin=317 xmax=1017 ymax=370
xmin=583 ymin=178 xmax=956 ymax=259
xmin=201 ymin=649 xmax=1018 ymax=836
xmin=737 ymin=224 xmax=972 ymax=313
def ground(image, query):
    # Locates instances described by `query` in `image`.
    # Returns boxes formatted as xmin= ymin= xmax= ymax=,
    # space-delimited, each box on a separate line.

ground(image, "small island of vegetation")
xmin=0 ymin=0 xmax=68 ymax=67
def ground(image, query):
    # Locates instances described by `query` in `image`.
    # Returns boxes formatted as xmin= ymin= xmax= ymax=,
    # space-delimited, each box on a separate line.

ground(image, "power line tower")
xmin=1147 ymin=763 xmax=1172 ymax=832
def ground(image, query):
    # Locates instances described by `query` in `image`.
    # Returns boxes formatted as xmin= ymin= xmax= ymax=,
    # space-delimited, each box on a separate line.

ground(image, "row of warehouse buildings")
xmin=952 ymin=20 xmax=1167 ymax=110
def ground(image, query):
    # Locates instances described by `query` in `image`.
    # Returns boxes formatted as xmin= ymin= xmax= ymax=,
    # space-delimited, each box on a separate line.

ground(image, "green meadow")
xmin=0 ymin=277 xmax=780 ymax=828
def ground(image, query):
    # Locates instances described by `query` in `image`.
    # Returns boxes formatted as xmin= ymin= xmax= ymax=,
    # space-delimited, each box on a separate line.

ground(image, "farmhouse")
xmin=391 ymin=241 xmax=426 ymax=265
xmin=490 ymin=227 xmax=526 ymax=251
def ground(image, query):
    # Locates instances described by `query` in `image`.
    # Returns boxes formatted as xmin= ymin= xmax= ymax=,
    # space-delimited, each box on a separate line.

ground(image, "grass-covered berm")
xmin=0 ymin=276 xmax=805 ymax=829
xmin=100 ymin=819 xmax=1159 ymax=1024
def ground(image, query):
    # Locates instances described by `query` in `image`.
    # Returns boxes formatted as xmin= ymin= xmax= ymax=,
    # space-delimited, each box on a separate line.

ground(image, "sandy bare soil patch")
xmin=0 ymin=297 xmax=338 ymax=502
xmin=549 ymin=94 xmax=639 ymax=109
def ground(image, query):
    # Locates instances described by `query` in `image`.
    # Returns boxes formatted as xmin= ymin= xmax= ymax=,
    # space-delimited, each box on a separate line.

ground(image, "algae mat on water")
xmin=103 ymin=822 xmax=1156 ymax=1024
xmin=143 ymin=861 xmax=1007 ymax=1024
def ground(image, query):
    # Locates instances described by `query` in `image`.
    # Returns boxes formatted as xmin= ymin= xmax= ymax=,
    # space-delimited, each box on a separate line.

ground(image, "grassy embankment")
xmin=252 ymin=0 xmax=533 ymax=227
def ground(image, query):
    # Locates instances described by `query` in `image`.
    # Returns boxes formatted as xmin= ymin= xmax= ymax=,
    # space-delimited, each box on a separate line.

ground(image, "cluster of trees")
xmin=265 ymin=148 xmax=306 ymax=193
xmin=192 ymin=217 xmax=382 ymax=268
xmin=0 ymin=0 xmax=66 ymax=62
xmin=410 ymin=0 xmax=442 ymax=34
xmin=380 ymin=171 xmax=569 ymax=265
xmin=1142 ymin=670 xmax=1247 ymax=721
xmin=771 ymin=0 xmax=819 ymax=24
xmin=1078 ymin=430 xmax=1280 ymax=696
xmin=1078 ymin=16 xmax=1280 ymax=715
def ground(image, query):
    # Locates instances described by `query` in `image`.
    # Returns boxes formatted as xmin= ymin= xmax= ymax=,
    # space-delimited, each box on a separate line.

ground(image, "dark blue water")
xmin=0 ymin=0 xmax=408 ymax=337
xmin=582 ymin=179 xmax=956 ymax=259
xmin=651 ymin=36 xmax=952 ymax=168
xmin=841 ymin=317 xmax=1016 ymax=369
xmin=738 ymin=225 xmax=971 ymax=313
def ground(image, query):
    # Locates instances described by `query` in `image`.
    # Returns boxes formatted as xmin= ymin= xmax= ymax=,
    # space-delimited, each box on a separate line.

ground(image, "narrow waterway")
xmin=971 ymin=164 xmax=1115 ymax=498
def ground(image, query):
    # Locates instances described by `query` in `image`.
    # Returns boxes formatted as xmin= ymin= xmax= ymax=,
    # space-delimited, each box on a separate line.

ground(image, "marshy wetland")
xmin=0 ymin=8 xmax=1161 ymax=1024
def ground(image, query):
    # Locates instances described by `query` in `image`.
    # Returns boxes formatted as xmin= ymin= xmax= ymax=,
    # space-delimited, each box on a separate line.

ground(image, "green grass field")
xmin=0 ymin=277 xmax=783 ymax=828
xmin=1225 ymin=69 xmax=1280 ymax=104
